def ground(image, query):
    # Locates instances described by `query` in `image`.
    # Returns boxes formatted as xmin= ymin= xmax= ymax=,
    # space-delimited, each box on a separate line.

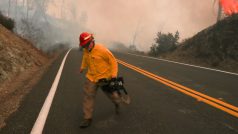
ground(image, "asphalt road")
xmin=1 ymin=48 xmax=238 ymax=134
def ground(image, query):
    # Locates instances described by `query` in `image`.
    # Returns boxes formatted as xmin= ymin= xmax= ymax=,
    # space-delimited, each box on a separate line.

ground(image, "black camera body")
xmin=98 ymin=77 xmax=127 ymax=94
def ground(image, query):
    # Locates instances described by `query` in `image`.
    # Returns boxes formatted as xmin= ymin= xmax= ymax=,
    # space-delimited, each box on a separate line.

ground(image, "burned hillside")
xmin=0 ymin=24 xmax=48 ymax=83
xmin=164 ymin=15 xmax=238 ymax=73
xmin=0 ymin=24 xmax=51 ymax=128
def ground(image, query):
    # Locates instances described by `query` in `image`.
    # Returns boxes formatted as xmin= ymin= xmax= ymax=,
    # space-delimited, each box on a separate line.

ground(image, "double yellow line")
xmin=117 ymin=59 xmax=238 ymax=118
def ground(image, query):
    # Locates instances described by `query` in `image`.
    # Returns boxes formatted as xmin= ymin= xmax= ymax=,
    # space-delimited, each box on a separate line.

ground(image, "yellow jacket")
xmin=80 ymin=44 xmax=118 ymax=82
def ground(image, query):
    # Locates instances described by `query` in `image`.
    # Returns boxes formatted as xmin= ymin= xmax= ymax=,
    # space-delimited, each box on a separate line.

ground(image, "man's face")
xmin=83 ymin=40 xmax=94 ymax=51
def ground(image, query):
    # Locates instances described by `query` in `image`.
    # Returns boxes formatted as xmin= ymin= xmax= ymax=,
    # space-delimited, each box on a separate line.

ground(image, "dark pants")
xmin=83 ymin=79 xmax=121 ymax=119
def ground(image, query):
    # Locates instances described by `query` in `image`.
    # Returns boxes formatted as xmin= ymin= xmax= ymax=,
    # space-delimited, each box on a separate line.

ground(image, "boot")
xmin=121 ymin=95 xmax=131 ymax=105
xmin=80 ymin=118 xmax=92 ymax=128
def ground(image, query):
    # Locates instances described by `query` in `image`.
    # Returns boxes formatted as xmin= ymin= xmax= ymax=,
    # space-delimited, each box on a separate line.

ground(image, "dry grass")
xmin=0 ymin=24 xmax=59 ymax=128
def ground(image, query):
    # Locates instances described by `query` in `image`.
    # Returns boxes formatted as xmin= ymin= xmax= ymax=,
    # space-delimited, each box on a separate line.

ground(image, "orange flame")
xmin=220 ymin=0 xmax=238 ymax=15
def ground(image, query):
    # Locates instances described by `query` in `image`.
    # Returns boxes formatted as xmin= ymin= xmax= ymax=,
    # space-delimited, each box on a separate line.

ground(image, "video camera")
xmin=97 ymin=77 xmax=130 ymax=104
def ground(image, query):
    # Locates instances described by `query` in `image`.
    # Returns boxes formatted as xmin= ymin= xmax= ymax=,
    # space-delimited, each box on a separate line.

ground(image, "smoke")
xmin=0 ymin=0 xmax=86 ymax=51
xmin=71 ymin=0 xmax=218 ymax=51
xmin=0 ymin=0 xmax=218 ymax=51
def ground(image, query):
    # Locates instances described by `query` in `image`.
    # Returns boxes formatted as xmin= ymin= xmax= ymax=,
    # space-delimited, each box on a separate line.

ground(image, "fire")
xmin=220 ymin=0 xmax=238 ymax=15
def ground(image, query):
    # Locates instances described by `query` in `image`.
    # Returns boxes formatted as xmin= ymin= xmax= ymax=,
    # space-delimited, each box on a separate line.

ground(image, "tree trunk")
xmin=217 ymin=2 xmax=222 ymax=22
xmin=26 ymin=0 xmax=29 ymax=20
xmin=15 ymin=0 xmax=18 ymax=18
xmin=61 ymin=0 xmax=65 ymax=18
xmin=8 ymin=0 xmax=11 ymax=17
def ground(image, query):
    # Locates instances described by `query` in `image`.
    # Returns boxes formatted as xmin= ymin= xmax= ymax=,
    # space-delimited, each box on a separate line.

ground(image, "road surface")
xmin=1 ymin=48 xmax=238 ymax=134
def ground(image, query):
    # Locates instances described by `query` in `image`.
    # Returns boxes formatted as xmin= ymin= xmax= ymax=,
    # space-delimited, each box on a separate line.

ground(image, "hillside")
xmin=0 ymin=24 xmax=52 ymax=128
xmin=164 ymin=15 xmax=238 ymax=73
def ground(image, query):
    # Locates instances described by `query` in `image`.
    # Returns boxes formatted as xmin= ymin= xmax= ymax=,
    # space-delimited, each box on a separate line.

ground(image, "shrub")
xmin=0 ymin=11 xmax=15 ymax=31
xmin=149 ymin=31 xmax=180 ymax=56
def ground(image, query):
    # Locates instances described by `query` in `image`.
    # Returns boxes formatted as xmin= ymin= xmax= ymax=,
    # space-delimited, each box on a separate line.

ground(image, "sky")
xmin=1 ymin=0 xmax=219 ymax=51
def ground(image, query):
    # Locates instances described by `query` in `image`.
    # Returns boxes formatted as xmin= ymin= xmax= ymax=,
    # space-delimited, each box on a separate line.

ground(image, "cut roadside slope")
xmin=0 ymin=24 xmax=55 ymax=128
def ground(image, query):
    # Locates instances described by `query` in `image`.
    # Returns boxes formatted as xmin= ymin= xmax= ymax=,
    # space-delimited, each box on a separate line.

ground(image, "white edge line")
xmin=31 ymin=48 xmax=72 ymax=134
xmin=127 ymin=53 xmax=238 ymax=76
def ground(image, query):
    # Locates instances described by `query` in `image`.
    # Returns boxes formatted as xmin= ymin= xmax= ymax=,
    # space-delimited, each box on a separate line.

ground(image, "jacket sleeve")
xmin=80 ymin=52 xmax=88 ymax=69
xmin=105 ymin=49 xmax=118 ymax=77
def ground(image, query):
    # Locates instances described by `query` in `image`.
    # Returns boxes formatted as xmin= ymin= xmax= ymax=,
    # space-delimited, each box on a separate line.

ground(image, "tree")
xmin=0 ymin=11 xmax=15 ymax=31
xmin=8 ymin=0 xmax=11 ymax=17
xmin=149 ymin=43 xmax=158 ymax=56
xmin=149 ymin=31 xmax=180 ymax=56
xmin=214 ymin=0 xmax=222 ymax=22
xmin=217 ymin=1 xmax=222 ymax=21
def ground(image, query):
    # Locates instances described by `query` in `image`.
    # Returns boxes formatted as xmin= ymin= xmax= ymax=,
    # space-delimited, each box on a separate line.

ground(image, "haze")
xmin=1 ymin=0 xmax=218 ymax=51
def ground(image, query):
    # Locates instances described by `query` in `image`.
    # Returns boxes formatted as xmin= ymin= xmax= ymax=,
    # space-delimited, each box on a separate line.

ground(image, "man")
xmin=78 ymin=32 xmax=121 ymax=128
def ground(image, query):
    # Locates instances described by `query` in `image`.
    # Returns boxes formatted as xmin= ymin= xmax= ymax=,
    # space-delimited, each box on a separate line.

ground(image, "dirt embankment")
xmin=163 ymin=15 xmax=238 ymax=73
xmin=0 ymin=24 xmax=58 ymax=128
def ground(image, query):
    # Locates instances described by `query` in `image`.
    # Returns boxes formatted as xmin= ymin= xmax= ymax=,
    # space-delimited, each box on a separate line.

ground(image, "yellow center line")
xmin=117 ymin=59 xmax=238 ymax=118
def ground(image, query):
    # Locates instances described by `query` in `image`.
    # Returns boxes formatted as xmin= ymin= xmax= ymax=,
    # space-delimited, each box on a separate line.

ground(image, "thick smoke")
xmin=71 ymin=0 xmax=218 ymax=51
xmin=0 ymin=0 xmax=87 ymax=51
xmin=0 ymin=0 xmax=218 ymax=51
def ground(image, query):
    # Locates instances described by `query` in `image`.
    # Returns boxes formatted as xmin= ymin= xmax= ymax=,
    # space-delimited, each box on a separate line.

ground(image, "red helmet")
xmin=79 ymin=32 xmax=94 ymax=47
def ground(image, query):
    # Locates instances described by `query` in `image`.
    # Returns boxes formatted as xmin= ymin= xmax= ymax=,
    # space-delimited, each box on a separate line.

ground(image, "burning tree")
xmin=220 ymin=0 xmax=238 ymax=15
xmin=216 ymin=0 xmax=238 ymax=21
